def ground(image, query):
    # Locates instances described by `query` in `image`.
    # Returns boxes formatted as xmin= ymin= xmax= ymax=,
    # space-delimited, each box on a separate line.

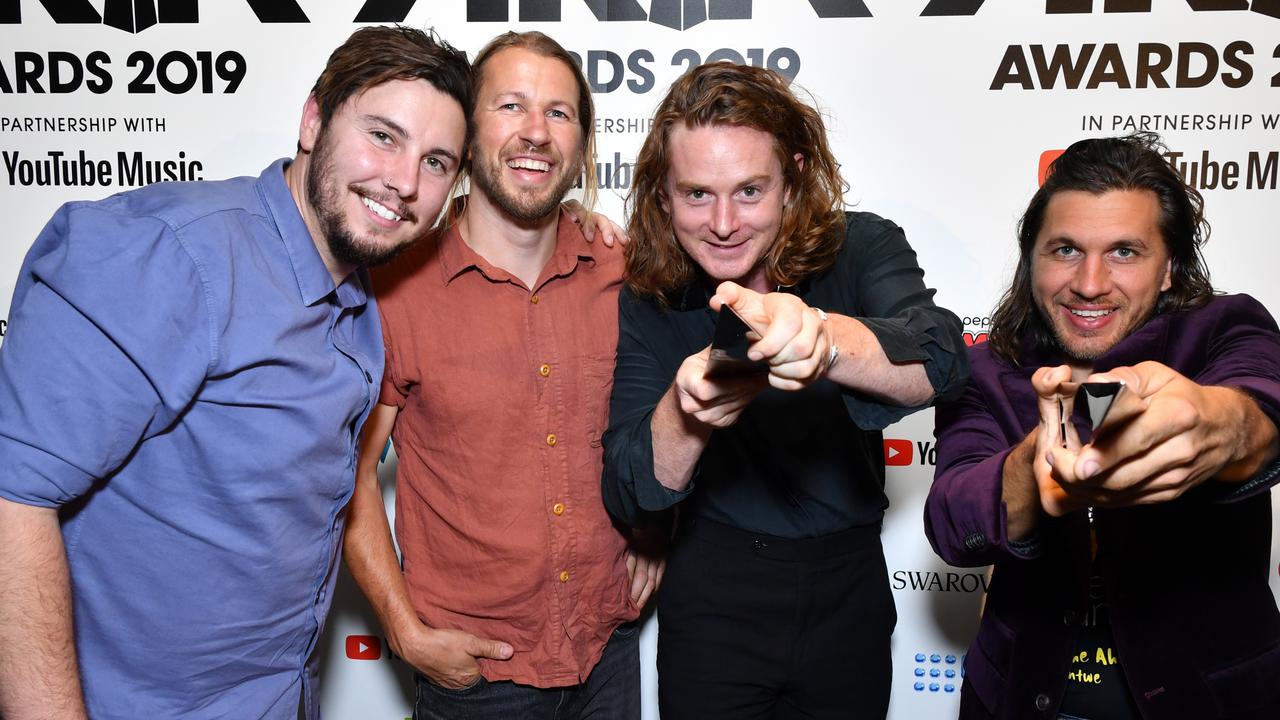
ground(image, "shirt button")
xmin=1034 ymin=693 xmax=1051 ymax=711
xmin=539 ymin=364 xmax=551 ymax=377
xmin=558 ymin=570 xmax=570 ymax=583
xmin=546 ymin=433 xmax=557 ymax=447
xmin=552 ymin=502 xmax=565 ymax=516
xmin=530 ymin=294 xmax=540 ymax=304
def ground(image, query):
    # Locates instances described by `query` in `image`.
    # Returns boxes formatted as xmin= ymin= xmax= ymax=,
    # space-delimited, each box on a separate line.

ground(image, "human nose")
xmin=520 ymin=110 xmax=550 ymax=148
xmin=709 ymin=199 xmax=738 ymax=239
xmin=383 ymin=153 xmax=420 ymax=200
xmin=1071 ymin=254 xmax=1112 ymax=299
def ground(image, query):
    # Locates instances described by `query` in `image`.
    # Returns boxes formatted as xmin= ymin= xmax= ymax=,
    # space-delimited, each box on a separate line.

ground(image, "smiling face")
xmin=469 ymin=47 xmax=584 ymax=223
xmin=1032 ymin=189 xmax=1172 ymax=364
xmin=300 ymin=78 xmax=466 ymax=274
xmin=663 ymin=123 xmax=792 ymax=293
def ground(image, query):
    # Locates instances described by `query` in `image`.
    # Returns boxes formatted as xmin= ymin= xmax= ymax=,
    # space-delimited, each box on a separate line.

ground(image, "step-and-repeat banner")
xmin=3 ymin=2 xmax=1278 ymax=718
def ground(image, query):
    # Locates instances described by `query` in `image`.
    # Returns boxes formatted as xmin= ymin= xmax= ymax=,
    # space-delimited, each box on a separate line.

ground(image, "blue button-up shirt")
xmin=0 ymin=159 xmax=381 ymax=719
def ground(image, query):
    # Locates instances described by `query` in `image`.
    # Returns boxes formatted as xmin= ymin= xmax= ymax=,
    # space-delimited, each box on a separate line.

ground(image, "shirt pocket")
xmin=1204 ymin=634 xmax=1280 ymax=717
xmin=580 ymin=352 xmax=617 ymax=449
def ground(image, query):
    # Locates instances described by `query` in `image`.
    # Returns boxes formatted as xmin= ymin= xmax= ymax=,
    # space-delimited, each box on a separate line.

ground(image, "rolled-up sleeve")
xmin=0 ymin=203 xmax=211 ymax=507
xmin=840 ymin=213 xmax=968 ymax=430
xmin=600 ymin=290 xmax=693 ymax=527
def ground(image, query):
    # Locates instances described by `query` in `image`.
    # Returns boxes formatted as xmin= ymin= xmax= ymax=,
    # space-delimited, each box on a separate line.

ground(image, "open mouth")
xmin=361 ymin=195 xmax=404 ymax=222
xmin=1068 ymin=308 xmax=1113 ymax=319
xmin=508 ymin=157 xmax=551 ymax=173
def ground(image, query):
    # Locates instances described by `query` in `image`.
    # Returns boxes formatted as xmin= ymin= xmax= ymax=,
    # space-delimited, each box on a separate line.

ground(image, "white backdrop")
xmin=2 ymin=2 xmax=1278 ymax=718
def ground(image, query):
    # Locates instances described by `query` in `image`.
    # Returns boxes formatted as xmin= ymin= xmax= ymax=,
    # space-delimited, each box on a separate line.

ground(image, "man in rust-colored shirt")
xmin=342 ymin=31 xmax=659 ymax=720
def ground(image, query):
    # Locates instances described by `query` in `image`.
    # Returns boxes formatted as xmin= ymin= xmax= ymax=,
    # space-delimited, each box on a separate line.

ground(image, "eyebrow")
xmin=493 ymin=91 xmax=577 ymax=115
xmin=361 ymin=113 xmax=408 ymax=139
xmin=674 ymin=174 xmax=774 ymax=193
xmin=360 ymin=113 xmax=459 ymax=163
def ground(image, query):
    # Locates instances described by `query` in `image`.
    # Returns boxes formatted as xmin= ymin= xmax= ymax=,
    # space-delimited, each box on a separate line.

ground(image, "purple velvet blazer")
xmin=926 ymin=294 xmax=1280 ymax=720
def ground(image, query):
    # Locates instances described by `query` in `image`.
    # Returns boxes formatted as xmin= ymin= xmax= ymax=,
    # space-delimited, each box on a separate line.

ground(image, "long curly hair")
xmin=988 ymin=132 xmax=1215 ymax=364
xmin=624 ymin=62 xmax=846 ymax=300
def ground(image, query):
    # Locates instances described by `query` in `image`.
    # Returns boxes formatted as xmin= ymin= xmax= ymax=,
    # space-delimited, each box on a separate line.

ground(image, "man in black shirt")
xmin=601 ymin=61 xmax=968 ymax=719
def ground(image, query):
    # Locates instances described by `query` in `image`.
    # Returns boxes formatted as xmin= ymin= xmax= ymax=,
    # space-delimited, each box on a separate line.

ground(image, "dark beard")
xmin=306 ymin=127 xmax=421 ymax=270
xmin=470 ymin=149 xmax=579 ymax=223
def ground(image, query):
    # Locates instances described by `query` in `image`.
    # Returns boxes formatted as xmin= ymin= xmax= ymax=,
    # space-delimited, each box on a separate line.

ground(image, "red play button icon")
xmin=884 ymin=439 xmax=913 ymax=466
xmin=345 ymin=634 xmax=381 ymax=660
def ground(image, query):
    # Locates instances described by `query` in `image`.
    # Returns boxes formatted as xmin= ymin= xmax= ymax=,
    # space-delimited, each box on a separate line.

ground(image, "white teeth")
xmin=362 ymin=196 xmax=401 ymax=221
xmin=508 ymin=158 xmax=550 ymax=172
xmin=1071 ymin=309 xmax=1112 ymax=318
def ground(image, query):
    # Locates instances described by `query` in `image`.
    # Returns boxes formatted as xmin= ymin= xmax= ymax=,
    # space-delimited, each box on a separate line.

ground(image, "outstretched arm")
xmin=1045 ymin=361 xmax=1279 ymax=508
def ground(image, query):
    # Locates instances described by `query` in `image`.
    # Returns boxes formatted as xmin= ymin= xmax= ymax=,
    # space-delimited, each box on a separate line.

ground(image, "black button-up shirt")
xmin=602 ymin=211 xmax=967 ymax=538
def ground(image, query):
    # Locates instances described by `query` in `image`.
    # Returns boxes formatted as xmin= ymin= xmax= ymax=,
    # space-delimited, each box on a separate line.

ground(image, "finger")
xmin=1109 ymin=361 xmax=1179 ymax=400
xmin=1035 ymin=441 xmax=1090 ymax=515
xmin=709 ymin=281 xmax=743 ymax=314
xmin=1081 ymin=437 xmax=1201 ymax=494
xmin=597 ymin=217 xmax=627 ymax=248
xmin=435 ymin=672 xmax=483 ymax=691
xmin=769 ymin=309 xmax=824 ymax=368
xmin=634 ymin=561 xmax=657 ymax=607
xmin=1114 ymin=465 xmax=1197 ymax=503
xmin=680 ymin=377 xmax=765 ymax=426
xmin=1032 ymin=365 xmax=1074 ymax=419
xmin=628 ymin=555 xmax=648 ymax=603
xmin=748 ymin=303 xmax=806 ymax=362
xmin=1075 ymin=396 xmax=1196 ymax=481
xmin=767 ymin=355 xmax=823 ymax=387
xmin=766 ymin=373 xmax=805 ymax=392
xmin=1038 ymin=483 xmax=1077 ymax=517
xmin=1044 ymin=444 xmax=1087 ymax=490
xmin=562 ymin=199 xmax=592 ymax=239
xmin=684 ymin=371 xmax=766 ymax=405
xmin=465 ymin=634 xmax=514 ymax=660
xmin=1031 ymin=365 xmax=1082 ymax=451
xmin=710 ymin=282 xmax=767 ymax=331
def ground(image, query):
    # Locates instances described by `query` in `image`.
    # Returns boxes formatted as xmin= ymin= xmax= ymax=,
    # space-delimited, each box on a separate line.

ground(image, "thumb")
xmin=709 ymin=281 xmax=744 ymax=312
xmin=466 ymin=634 xmax=514 ymax=661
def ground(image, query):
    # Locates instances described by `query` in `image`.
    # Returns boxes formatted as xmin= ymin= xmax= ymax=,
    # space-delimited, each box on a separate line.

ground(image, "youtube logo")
xmin=1038 ymin=149 xmax=1065 ymax=186
xmin=884 ymin=439 xmax=913 ymax=466
xmin=345 ymin=634 xmax=382 ymax=661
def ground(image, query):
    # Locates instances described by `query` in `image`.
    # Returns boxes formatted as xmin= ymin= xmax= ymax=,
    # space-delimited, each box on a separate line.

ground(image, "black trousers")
xmin=657 ymin=516 xmax=896 ymax=720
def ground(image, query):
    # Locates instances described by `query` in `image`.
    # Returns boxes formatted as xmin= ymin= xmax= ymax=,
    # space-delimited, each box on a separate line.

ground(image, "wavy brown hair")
xmin=625 ymin=62 xmax=846 ymax=300
xmin=988 ymin=132 xmax=1215 ymax=364
xmin=310 ymin=25 xmax=472 ymax=134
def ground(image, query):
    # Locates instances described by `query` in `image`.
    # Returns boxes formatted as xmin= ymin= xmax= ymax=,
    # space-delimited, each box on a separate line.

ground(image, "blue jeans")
xmin=413 ymin=623 xmax=641 ymax=720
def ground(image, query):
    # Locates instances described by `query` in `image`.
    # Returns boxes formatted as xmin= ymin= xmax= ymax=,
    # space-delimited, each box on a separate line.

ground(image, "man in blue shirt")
xmin=0 ymin=26 xmax=471 ymax=719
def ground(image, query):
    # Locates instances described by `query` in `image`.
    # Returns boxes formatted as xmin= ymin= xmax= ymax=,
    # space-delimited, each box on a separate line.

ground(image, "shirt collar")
xmin=255 ymin=158 xmax=368 ymax=309
xmin=437 ymin=206 xmax=597 ymax=288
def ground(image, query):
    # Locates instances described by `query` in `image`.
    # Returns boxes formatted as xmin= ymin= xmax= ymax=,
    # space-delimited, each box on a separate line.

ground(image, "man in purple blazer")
xmin=926 ymin=133 xmax=1280 ymax=720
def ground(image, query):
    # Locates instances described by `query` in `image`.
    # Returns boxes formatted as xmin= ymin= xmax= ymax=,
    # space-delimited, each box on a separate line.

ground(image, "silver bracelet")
xmin=813 ymin=307 xmax=839 ymax=371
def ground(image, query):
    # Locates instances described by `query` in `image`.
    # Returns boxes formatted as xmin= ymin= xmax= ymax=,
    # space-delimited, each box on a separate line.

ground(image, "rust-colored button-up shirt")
xmin=372 ymin=211 xmax=636 ymax=687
